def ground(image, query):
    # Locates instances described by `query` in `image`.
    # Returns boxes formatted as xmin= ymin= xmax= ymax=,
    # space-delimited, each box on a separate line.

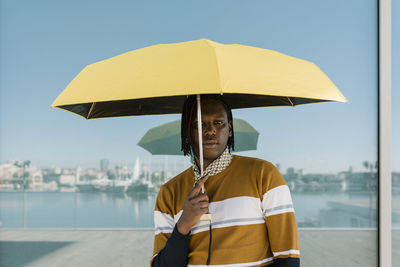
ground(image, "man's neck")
xmin=194 ymin=157 xmax=212 ymax=170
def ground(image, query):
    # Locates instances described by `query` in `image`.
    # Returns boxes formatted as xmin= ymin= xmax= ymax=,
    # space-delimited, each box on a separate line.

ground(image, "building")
xmin=100 ymin=159 xmax=109 ymax=172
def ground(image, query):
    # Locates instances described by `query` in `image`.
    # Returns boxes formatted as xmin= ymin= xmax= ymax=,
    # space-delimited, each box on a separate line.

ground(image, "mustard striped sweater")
xmin=152 ymin=155 xmax=299 ymax=266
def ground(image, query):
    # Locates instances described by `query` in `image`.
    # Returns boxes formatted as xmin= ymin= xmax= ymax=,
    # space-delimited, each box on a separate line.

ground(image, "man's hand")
xmin=176 ymin=176 xmax=209 ymax=235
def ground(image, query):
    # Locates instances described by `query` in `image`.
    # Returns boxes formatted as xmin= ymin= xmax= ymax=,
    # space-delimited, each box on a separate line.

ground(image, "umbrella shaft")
xmin=197 ymin=95 xmax=204 ymax=176
xmin=197 ymin=95 xmax=205 ymax=194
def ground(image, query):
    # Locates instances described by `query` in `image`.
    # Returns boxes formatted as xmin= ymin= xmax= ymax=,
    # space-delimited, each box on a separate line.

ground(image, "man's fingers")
xmin=189 ymin=176 xmax=209 ymax=197
xmin=196 ymin=201 xmax=209 ymax=209
xmin=199 ymin=207 xmax=209 ymax=214
xmin=197 ymin=175 xmax=209 ymax=186
xmin=194 ymin=203 xmax=209 ymax=215
xmin=189 ymin=193 xmax=209 ymax=203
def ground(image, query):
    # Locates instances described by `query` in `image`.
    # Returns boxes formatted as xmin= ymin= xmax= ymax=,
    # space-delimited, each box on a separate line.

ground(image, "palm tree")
xmin=362 ymin=160 xmax=377 ymax=227
xmin=13 ymin=160 xmax=30 ymax=229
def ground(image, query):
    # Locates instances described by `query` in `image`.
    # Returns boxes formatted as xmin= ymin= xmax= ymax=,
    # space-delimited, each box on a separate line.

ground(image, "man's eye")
xmin=214 ymin=121 xmax=223 ymax=125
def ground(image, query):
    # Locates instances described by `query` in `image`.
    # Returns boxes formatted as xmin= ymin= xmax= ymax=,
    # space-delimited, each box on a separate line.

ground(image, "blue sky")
xmin=0 ymin=0 xmax=397 ymax=173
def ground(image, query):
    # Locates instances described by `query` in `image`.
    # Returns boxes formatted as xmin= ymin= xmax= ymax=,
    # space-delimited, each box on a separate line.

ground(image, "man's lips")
xmin=203 ymin=142 xmax=218 ymax=147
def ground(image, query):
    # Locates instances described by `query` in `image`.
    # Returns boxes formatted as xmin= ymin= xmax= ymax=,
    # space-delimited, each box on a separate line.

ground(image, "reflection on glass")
xmin=0 ymin=152 xmax=379 ymax=266
xmin=0 ymin=0 xmax=380 ymax=266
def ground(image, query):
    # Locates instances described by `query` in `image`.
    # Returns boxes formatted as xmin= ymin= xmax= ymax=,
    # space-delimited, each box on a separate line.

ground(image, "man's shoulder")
xmin=233 ymin=155 xmax=286 ymax=190
xmin=161 ymin=166 xmax=194 ymax=190
xmin=232 ymin=154 xmax=276 ymax=170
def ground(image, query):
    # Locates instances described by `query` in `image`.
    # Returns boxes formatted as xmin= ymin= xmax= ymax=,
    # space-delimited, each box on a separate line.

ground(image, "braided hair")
xmin=181 ymin=94 xmax=234 ymax=156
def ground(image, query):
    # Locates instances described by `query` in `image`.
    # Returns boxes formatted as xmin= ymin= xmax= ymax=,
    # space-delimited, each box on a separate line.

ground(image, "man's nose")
xmin=203 ymin=122 xmax=216 ymax=135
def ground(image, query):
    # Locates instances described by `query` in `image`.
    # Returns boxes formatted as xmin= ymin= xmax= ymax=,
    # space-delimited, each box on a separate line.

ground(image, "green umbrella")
xmin=138 ymin=118 xmax=259 ymax=155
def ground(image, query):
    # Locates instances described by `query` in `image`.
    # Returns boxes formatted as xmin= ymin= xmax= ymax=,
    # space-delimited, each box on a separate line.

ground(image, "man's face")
xmin=190 ymin=99 xmax=232 ymax=165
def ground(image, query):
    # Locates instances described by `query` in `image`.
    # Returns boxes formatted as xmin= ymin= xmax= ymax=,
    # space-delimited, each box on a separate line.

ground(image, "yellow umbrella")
xmin=51 ymin=39 xmax=346 ymax=119
xmin=52 ymin=39 xmax=347 ymax=219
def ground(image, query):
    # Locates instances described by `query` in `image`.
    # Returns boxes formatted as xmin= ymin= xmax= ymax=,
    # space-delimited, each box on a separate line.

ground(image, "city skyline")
xmin=0 ymin=156 xmax=382 ymax=177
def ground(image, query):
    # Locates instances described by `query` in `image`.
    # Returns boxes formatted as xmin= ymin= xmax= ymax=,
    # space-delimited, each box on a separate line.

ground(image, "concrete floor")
xmin=0 ymin=229 xmax=398 ymax=267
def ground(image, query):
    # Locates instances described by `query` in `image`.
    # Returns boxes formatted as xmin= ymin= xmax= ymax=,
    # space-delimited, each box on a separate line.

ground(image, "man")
xmin=151 ymin=95 xmax=300 ymax=266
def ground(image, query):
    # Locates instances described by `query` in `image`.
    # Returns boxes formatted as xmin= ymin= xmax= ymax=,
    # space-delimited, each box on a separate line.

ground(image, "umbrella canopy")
xmin=138 ymin=118 xmax=259 ymax=155
xmin=51 ymin=39 xmax=347 ymax=119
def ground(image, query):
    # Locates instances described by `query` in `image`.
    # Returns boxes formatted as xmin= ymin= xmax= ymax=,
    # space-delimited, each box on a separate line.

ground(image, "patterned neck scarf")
xmin=192 ymin=147 xmax=233 ymax=181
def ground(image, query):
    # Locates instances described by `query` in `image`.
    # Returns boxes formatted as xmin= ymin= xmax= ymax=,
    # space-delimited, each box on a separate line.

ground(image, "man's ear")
xmin=228 ymin=120 xmax=232 ymax=137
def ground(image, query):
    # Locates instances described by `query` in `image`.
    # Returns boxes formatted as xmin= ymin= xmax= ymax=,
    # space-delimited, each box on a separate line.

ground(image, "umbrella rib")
xmin=86 ymin=102 xmax=96 ymax=119
xmin=287 ymin=97 xmax=294 ymax=107
xmin=204 ymin=40 xmax=223 ymax=94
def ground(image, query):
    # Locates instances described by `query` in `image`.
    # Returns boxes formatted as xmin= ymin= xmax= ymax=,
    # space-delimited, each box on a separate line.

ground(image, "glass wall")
xmin=0 ymin=1 xmax=379 ymax=266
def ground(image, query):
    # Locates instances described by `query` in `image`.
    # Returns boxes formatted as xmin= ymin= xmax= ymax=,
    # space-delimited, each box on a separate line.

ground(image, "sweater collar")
xmin=192 ymin=147 xmax=232 ymax=180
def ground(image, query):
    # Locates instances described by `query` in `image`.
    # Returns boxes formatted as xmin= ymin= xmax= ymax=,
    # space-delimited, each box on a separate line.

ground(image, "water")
xmin=0 ymin=192 xmax=156 ymax=228
xmin=0 ymin=191 xmax=394 ymax=229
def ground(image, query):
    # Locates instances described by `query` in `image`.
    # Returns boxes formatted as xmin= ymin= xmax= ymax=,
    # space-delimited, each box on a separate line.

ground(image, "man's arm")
xmin=151 ymin=176 xmax=209 ymax=266
xmin=151 ymin=225 xmax=190 ymax=267
xmin=262 ymin=164 xmax=300 ymax=267
xmin=268 ymin=258 xmax=300 ymax=267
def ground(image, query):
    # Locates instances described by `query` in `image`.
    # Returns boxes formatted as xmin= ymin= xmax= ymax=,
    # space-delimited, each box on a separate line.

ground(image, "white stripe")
xmin=266 ymin=207 xmax=294 ymax=217
xmin=188 ymin=256 xmax=273 ymax=267
xmin=155 ymin=228 xmax=173 ymax=235
xmin=273 ymin=249 xmax=300 ymax=257
xmin=188 ymin=196 xmax=265 ymax=234
xmin=262 ymin=185 xmax=294 ymax=217
xmin=154 ymin=211 xmax=174 ymax=234
xmin=209 ymin=217 xmax=265 ymax=230
xmin=208 ymin=196 xmax=263 ymax=220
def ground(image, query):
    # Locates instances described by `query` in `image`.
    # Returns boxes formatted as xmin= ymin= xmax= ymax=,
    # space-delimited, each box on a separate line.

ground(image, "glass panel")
xmin=393 ymin=0 xmax=400 ymax=263
xmin=0 ymin=1 xmax=378 ymax=266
